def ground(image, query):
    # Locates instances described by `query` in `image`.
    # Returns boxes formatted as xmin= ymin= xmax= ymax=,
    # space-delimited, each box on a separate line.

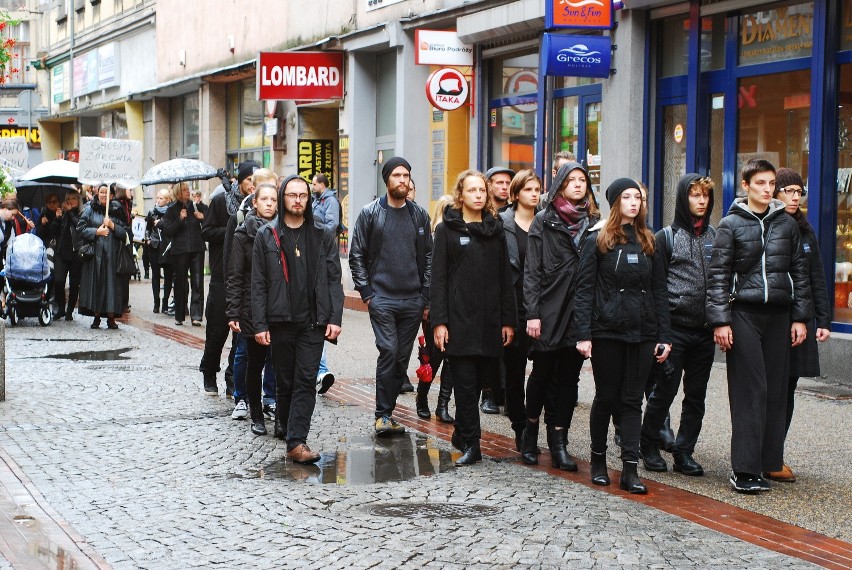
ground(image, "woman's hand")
xmin=194 ymin=210 xmax=204 ymax=220
xmin=526 ymin=319 xmax=541 ymax=339
xmin=228 ymin=320 xmax=241 ymax=333
xmin=790 ymin=322 xmax=807 ymax=347
xmin=655 ymin=343 xmax=672 ymax=363
xmin=106 ymin=218 xmax=114 ymax=229
xmin=714 ymin=325 xmax=733 ymax=351
xmin=433 ymin=324 xmax=449 ymax=352
xmin=816 ymin=328 xmax=831 ymax=342
xmin=255 ymin=331 xmax=271 ymax=346
xmin=96 ymin=225 xmax=109 ymax=237
xmin=502 ymin=326 xmax=514 ymax=347
xmin=576 ymin=340 xmax=592 ymax=358
xmin=179 ymin=208 xmax=188 ymax=220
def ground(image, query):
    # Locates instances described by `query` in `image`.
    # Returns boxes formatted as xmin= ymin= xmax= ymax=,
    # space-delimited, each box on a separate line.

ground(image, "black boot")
xmin=590 ymin=451 xmax=610 ymax=486
xmin=480 ymin=390 xmax=499 ymax=414
xmin=435 ymin=381 xmax=454 ymax=424
xmin=520 ymin=420 xmax=539 ymax=465
xmin=659 ymin=415 xmax=676 ymax=452
xmin=250 ymin=407 xmax=267 ymax=436
xmin=620 ymin=461 xmax=647 ymax=494
xmin=416 ymin=382 xmax=431 ymax=419
xmin=640 ymin=442 xmax=668 ymax=472
xmin=153 ymin=299 xmax=160 ymax=313
xmin=511 ymin=422 xmax=525 ymax=452
xmin=273 ymin=407 xmax=286 ymax=440
xmin=455 ymin=444 xmax=482 ymax=466
xmin=451 ymin=429 xmax=463 ymax=451
xmin=547 ymin=426 xmax=578 ymax=472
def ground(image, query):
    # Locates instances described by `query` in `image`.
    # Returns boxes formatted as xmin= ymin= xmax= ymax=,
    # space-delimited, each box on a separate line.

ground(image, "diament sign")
xmin=257 ymin=52 xmax=344 ymax=101
xmin=425 ymin=67 xmax=469 ymax=111
xmin=541 ymin=34 xmax=611 ymax=78
xmin=545 ymin=0 xmax=613 ymax=30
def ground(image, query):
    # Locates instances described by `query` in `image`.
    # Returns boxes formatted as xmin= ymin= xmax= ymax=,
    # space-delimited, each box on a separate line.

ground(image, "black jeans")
xmin=451 ymin=355 xmax=498 ymax=447
xmin=269 ymin=323 xmax=325 ymax=449
xmin=641 ymin=325 xmax=715 ymax=454
xmin=171 ymin=253 xmax=190 ymax=322
xmin=526 ymin=347 xmax=585 ymax=429
xmin=367 ymin=296 xmax=423 ymax=419
xmin=243 ymin=334 xmax=268 ymax=417
xmin=141 ymin=242 xmax=150 ymax=274
xmin=53 ymin=255 xmax=82 ymax=315
xmin=726 ymin=307 xmax=790 ymax=475
xmin=189 ymin=251 xmax=204 ymax=321
xmin=150 ymin=252 xmax=173 ymax=308
xmin=503 ymin=331 xmax=532 ymax=426
xmin=590 ymin=339 xmax=655 ymax=462
xmin=199 ymin=280 xmax=231 ymax=380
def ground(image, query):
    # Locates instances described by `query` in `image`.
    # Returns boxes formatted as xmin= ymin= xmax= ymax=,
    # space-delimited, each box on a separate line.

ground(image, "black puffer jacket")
xmin=50 ymin=208 xmax=81 ymax=262
xmin=349 ymin=196 xmax=432 ymax=303
xmin=574 ymin=222 xmax=671 ymax=344
xmin=706 ymin=199 xmax=812 ymax=327
xmin=251 ymin=176 xmax=344 ymax=333
xmin=225 ymin=212 xmax=268 ymax=336
xmin=160 ymin=200 xmax=205 ymax=255
xmin=523 ymin=162 xmax=599 ymax=350
xmin=430 ymin=207 xmax=516 ymax=357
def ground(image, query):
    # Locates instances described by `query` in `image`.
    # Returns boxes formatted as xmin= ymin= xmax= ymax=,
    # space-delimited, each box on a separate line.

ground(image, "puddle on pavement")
xmin=44 ymin=347 xmax=133 ymax=361
xmin=254 ymin=433 xmax=460 ymax=484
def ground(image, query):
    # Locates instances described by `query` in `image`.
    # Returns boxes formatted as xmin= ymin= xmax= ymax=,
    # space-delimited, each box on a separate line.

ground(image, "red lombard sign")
xmin=257 ymin=51 xmax=344 ymax=101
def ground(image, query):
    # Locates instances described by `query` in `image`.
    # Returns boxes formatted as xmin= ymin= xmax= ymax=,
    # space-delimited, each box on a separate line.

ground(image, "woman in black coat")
xmin=76 ymin=184 xmax=127 ymax=329
xmin=431 ymin=170 xmax=517 ymax=467
xmin=574 ymin=178 xmax=672 ymax=494
xmin=146 ymin=188 xmax=174 ymax=313
xmin=769 ymin=168 xmax=831 ymax=483
xmin=160 ymin=182 xmax=205 ymax=325
xmin=521 ymin=162 xmax=600 ymax=470
xmin=113 ymin=185 xmax=135 ymax=313
xmin=50 ymin=190 xmax=83 ymax=320
xmin=226 ymin=182 xmax=278 ymax=435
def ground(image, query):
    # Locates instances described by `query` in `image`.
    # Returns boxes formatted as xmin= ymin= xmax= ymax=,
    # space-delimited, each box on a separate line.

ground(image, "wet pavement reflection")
xmin=44 ymin=347 xmax=133 ymax=361
xmin=256 ymin=434 xmax=460 ymax=484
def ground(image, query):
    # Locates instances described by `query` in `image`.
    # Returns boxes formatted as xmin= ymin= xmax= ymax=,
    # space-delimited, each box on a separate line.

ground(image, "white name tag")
xmin=627 ymin=253 xmax=639 ymax=264
xmin=459 ymin=236 xmax=470 ymax=246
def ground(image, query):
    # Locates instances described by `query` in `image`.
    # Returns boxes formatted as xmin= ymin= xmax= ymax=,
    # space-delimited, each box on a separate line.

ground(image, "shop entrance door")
xmin=551 ymin=84 xmax=602 ymax=191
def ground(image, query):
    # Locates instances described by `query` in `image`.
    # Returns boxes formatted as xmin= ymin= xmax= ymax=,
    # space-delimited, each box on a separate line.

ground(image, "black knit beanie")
xmin=606 ymin=177 xmax=640 ymax=207
xmin=237 ymin=160 xmax=261 ymax=183
xmin=775 ymin=168 xmax=804 ymax=194
xmin=381 ymin=157 xmax=411 ymax=185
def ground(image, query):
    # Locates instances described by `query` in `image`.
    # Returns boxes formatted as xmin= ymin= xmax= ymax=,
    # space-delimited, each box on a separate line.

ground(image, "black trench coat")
xmin=76 ymin=200 xmax=127 ymax=316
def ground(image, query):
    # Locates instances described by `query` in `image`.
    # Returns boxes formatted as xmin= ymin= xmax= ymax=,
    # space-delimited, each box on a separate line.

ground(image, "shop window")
xmin=376 ymin=51 xmax=396 ymax=138
xmin=99 ymin=110 xmax=128 ymax=139
xmin=835 ymin=65 xmax=852 ymax=324
xmin=843 ymin=0 xmax=852 ymax=52
xmin=658 ymin=16 xmax=689 ymax=78
xmin=738 ymin=1 xmax=813 ymax=66
xmin=225 ymin=79 xmax=267 ymax=168
xmin=490 ymin=51 xmax=538 ymax=99
xmin=700 ymin=14 xmax=726 ymax=72
xmin=660 ymin=104 xmax=687 ymax=224
xmin=241 ymin=80 xmax=262 ymax=149
xmin=490 ymin=106 xmax=535 ymax=173
xmin=182 ymin=92 xmax=199 ymax=158
xmin=488 ymin=49 xmax=538 ymax=171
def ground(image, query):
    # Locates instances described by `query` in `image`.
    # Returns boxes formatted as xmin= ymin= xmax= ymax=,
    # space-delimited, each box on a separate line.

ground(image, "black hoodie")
xmin=430 ymin=206 xmax=517 ymax=357
xmin=251 ymin=175 xmax=343 ymax=333
xmin=655 ymin=173 xmax=716 ymax=329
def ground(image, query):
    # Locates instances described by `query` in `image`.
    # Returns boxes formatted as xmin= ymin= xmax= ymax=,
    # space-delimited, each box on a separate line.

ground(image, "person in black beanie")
xmin=350 ymin=156 xmax=433 ymax=435
xmin=574 ymin=177 xmax=672 ymax=494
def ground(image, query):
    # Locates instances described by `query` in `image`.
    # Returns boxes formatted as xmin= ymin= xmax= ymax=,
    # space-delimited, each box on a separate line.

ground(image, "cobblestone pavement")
xmin=0 ymin=280 xmax=848 ymax=568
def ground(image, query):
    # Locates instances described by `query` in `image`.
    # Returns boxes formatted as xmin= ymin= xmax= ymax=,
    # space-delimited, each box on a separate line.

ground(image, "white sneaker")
xmin=231 ymin=400 xmax=248 ymax=420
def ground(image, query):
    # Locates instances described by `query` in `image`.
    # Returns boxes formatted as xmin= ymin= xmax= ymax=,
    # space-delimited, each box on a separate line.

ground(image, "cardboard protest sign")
xmin=0 ymin=137 xmax=29 ymax=174
xmin=78 ymin=136 xmax=142 ymax=189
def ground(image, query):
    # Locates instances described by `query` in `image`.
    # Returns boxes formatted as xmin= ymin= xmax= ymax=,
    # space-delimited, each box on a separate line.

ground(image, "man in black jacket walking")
xmin=252 ymin=175 xmax=343 ymax=464
xmin=349 ymin=157 xmax=432 ymax=435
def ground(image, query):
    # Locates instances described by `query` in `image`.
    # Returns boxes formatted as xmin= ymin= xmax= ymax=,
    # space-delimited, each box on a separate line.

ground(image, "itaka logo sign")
xmin=257 ymin=51 xmax=344 ymax=101
xmin=425 ymin=68 xmax=468 ymax=111
xmin=546 ymin=0 xmax=613 ymax=29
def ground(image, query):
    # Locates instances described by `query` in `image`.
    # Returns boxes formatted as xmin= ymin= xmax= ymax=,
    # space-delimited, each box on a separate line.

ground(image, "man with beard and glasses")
xmin=252 ymin=176 xmax=343 ymax=463
xmin=350 ymin=157 xmax=432 ymax=435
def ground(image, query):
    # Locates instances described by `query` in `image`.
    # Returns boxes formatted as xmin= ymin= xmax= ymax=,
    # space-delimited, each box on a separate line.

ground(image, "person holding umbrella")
xmin=160 ymin=182 xmax=205 ymax=326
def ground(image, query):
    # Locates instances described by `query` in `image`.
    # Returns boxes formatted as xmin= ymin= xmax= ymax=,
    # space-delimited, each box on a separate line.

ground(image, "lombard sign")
xmin=257 ymin=51 xmax=344 ymax=101
xmin=541 ymin=33 xmax=611 ymax=78
xmin=415 ymin=30 xmax=473 ymax=66
xmin=546 ymin=0 xmax=613 ymax=30
xmin=425 ymin=68 xmax=469 ymax=111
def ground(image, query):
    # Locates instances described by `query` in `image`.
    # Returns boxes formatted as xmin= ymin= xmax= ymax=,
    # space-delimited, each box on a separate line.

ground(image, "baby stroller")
xmin=2 ymin=233 xmax=52 ymax=327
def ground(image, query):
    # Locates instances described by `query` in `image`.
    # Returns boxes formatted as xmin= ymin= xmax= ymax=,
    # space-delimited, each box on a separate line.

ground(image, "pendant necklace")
xmin=287 ymin=226 xmax=302 ymax=257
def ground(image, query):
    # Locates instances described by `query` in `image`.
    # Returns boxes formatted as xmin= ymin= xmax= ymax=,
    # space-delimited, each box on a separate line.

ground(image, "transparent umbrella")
xmin=140 ymin=158 xmax=219 ymax=186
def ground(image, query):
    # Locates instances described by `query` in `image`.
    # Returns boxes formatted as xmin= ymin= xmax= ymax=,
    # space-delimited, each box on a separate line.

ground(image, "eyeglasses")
xmin=779 ymin=187 xmax=807 ymax=197
xmin=284 ymin=193 xmax=310 ymax=201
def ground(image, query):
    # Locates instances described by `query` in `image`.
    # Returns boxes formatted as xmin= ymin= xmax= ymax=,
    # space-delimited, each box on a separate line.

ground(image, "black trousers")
xmin=526 ymin=347 xmax=585 ymax=429
xmin=726 ymin=307 xmax=790 ymax=475
xmin=150 ymin=252 xmax=173 ymax=308
xmin=243 ymin=334 xmax=268 ymax=417
xmin=53 ymin=255 xmax=82 ymax=315
xmin=199 ymin=280 xmax=231 ymax=381
xmin=189 ymin=251 xmax=204 ymax=321
xmin=503 ymin=331 xmax=532 ymax=427
xmin=171 ymin=253 xmax=190 ymax=322
xmin=641 ymin=325 xmax=715 ymax=454
xmin=269 ymin=323 xmax=325 ymax=449
xmin=450 ymin=355 xmax=498 ymax=447
xmin=141 ymin=243 xmax=150 ymax=274
xmin=590 ymin=339 xmax=655 ymax=462
xmin=418 ymin=318 xmax=448 ymax=394
xmin=367 ymin=296 xmax=423 ymax=419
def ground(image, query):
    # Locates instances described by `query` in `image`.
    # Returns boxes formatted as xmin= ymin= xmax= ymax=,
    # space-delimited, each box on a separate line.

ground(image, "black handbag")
xmin=76 ymin=237 xmax=95 ymax=260
xmin=117 ymin=243 xmax=137 ymax=276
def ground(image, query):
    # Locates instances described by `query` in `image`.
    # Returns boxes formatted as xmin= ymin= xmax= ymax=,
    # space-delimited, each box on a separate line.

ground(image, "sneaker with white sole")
xmin=231 ymin=400 xmax=248 ymax=420
xmin=316 ymin=372 xmax=335 ymax=395
xmin=263 ymin=401 xmax=276 ymax=420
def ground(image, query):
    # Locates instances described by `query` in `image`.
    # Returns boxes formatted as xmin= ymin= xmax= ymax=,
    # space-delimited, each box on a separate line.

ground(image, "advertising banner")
xmin=258 ymin=52 xmax=344 ymax=101
xmin=297 ymin=140 xmax=334 ymax=186
xmin=541 ymin=34 xmax=611 ymax=78
xmin=415 ymin=30 xmax=473 ymax=66
xmin=545 ymin=0 xmax=613 ymax=29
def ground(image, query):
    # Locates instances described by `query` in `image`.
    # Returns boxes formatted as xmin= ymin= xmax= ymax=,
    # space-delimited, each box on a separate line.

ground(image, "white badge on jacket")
xmin=459 ymin=236 xmax=470 ymax=246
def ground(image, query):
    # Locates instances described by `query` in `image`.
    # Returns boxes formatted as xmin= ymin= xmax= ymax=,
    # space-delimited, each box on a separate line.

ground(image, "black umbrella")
xmin=13 ymin=181 xmax=73 ymax=208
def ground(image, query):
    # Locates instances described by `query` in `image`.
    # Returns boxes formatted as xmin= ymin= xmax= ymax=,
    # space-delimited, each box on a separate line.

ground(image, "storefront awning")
xmin=127 ymin=59 xmax=256 ymax=100
xmin=457 ymin=0 xmax=544 ymax=45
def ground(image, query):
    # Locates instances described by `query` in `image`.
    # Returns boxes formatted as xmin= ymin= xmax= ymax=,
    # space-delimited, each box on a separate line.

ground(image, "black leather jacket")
xmin=706 ymin=199 xmax=812 ymax=326
xmin=348 ymin=196 xmax=432 ymax=303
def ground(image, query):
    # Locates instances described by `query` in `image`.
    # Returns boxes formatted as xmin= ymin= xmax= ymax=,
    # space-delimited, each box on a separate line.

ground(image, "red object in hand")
xmin=415 ymin=335 xmax=432 ymax=383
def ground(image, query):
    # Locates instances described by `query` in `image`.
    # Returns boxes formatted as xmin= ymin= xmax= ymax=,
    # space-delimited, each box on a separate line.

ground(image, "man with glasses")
xmin=640 ymin=174 xmax=717 ymax=477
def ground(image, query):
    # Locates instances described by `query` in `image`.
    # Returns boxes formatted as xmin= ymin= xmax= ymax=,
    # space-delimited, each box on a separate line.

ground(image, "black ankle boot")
xmin=511 ymin=422 xmax=525 ymax=452
xmin=416 ymin=383 xmax=431 ymax=419
xmin=520 ymin=420 xmax=539 ymax=465
xmin=590 ymin=451 xmax=610 ymax=486
xmin=547 ymin=426 xmax=578 ymax=472
xmin=435 ymin=381 xmax=454 ymax=424
xmin=250 ymin=408 xmax=267 ymax=435
xmin=153 ymin=299 xmax=160 ymax=313
xmin=273 ymin=408 xmax=286 ymax=440
xmin=640 ymin=442 xmax=668 ymax=472
xmin=455 ymin=444 xmax=482 ymax=466
xmin=659 ymin=415 xmax=676 ymax=452
xmin=620 ymin=461 xmax=648 ymax=494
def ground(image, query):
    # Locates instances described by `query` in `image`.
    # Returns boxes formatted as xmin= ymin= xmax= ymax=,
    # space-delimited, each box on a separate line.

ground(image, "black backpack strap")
xmin=663 ymin=225 xmax=674 ymax=263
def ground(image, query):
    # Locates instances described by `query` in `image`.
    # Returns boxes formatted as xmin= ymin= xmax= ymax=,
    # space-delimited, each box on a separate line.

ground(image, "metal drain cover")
xmin=86 ymin=364 xmax=155 ymax=372
xmin=369 ymin=502 xmax=501 ymax=519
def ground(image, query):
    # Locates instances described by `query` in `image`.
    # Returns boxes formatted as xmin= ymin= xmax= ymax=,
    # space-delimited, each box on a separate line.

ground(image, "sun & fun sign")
xmin=546 ymin=0 xmax=614 ymax=29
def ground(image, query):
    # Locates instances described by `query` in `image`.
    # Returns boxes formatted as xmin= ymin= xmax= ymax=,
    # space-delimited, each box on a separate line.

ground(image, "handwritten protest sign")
xmin=78 ymin=136 xmax=142 ymax=188
xmin=0 ymin=137 xmax=29 ymax=174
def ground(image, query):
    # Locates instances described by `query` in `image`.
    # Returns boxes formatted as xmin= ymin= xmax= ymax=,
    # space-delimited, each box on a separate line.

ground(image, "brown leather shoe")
xmin=286 ymin=444 xmax=320 ymax=464
xmin=764 ymin=464 xmax=796 ymax=482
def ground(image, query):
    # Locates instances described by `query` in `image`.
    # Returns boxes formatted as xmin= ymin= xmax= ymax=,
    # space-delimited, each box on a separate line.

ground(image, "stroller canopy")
xmin=4 ymin=233 xmax=50 ymax=284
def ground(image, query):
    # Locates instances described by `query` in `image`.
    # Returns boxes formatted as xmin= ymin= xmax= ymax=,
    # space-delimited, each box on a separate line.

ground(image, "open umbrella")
xmin=13 ymin=181 xmax=74 ymax=208
xmin=141 ymin=158 xmax=219 ymax=186
xmin=19 ymin=160 xmax=80 ymax=184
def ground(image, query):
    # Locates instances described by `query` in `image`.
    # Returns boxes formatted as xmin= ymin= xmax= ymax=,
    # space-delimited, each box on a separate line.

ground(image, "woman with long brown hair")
xmin=574 ymin=178 xmax=671 ymax=494
xmin=431 ymin=170 xmax=516 ymax=466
